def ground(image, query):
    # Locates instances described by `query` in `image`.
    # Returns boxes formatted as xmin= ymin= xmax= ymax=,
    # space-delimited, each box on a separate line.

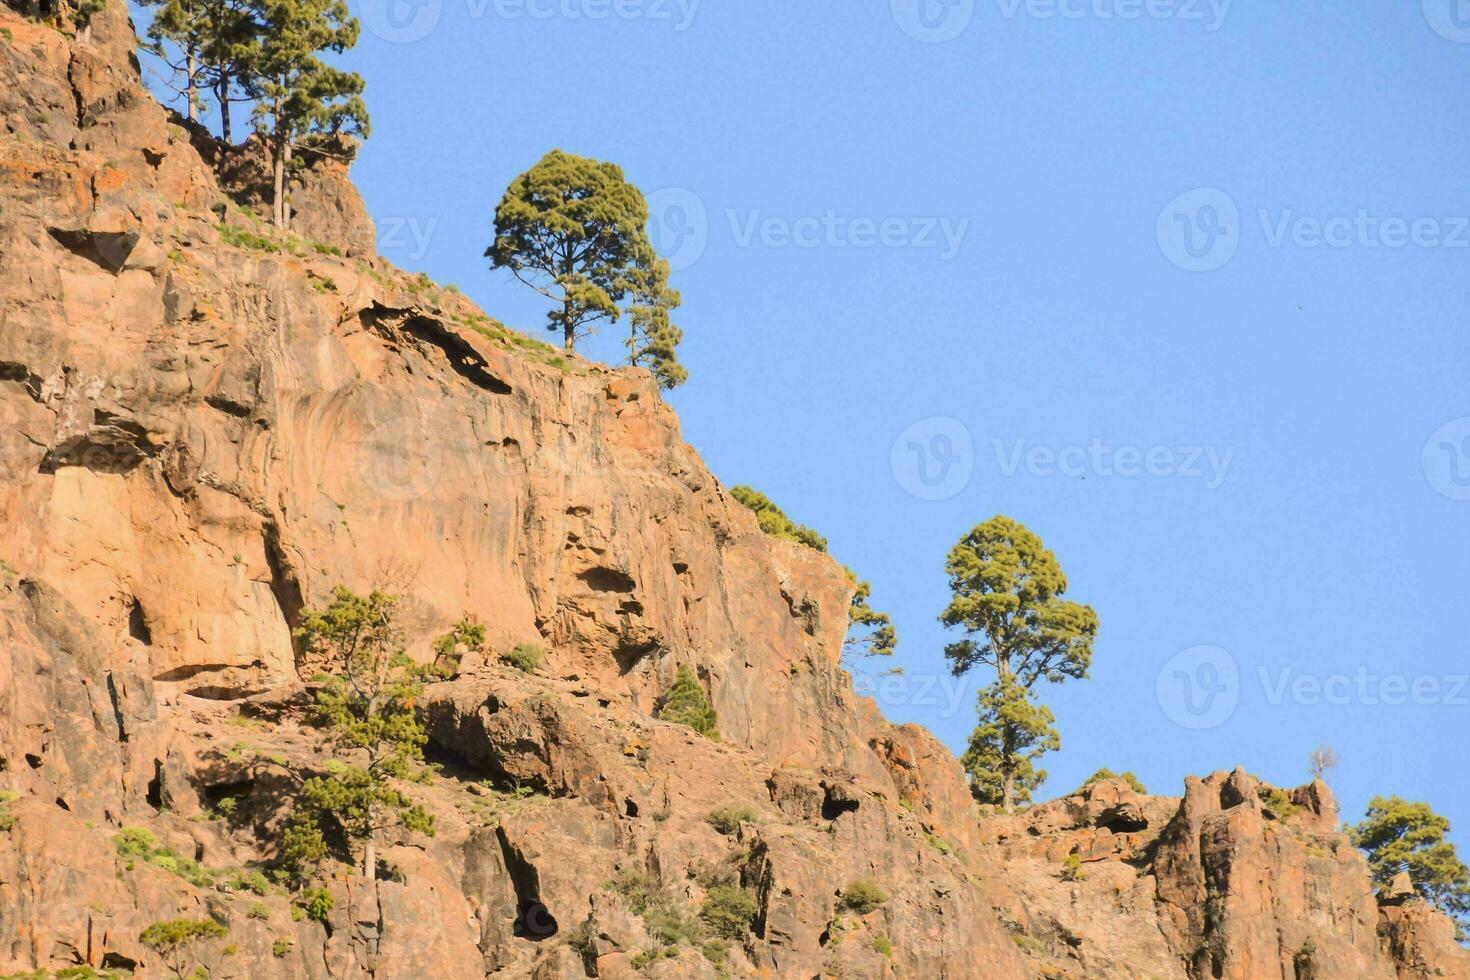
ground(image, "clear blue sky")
xmin=139 ymin=1 xmax=1470 ymax=837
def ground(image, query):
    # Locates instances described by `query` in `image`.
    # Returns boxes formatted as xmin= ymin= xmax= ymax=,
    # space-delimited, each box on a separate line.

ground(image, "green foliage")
xmin=1060 ymin=853 xmax=1087 ymax=882
xmin=500 ymin=642 xmax=545 ymax=673
xmin=961 ymin=677 xmax=1058 ymax=808
xmin=272 ymin=938 xmax=292 ymax=957
xmin=940 ymin=515 xmax=1098 ymax=683
xmin=487 ymin=148 xmax=684 ymax=380
xmin=140 ymin=0 xmax=258 ymax=135
xmin=925 ymin=833 xmax=955 ymax=857
xmin=836 ymin=879 xmax=886 ymax=915
xmin=845 ymin=575 xmax=897 ymax=659
xmin=729 ymin=487 xmax=897 ymax=658
xmin=246 ymin=902 xmax=270 ymax=920
xmin=113 ymin=827 xmax=216 ymax=887
xmin=249 ymin=0 xmax=367 ymax=228
xmin=287 ymin=588 xmax=434 ymax=883
xmin=431 ymin=616 xmax=484 ymax=677
xmin=729 ymin=485 xmax=827 ymax=551
xmin=139 ymin=918 xmax=226 ymax=978
xmin=657 ymin=665 xmax=718 ymax=738
xmin=225 ymin=868 xmax=270 ymax=895
xmin=1081 ymin=768 xmax=1147 ymax=794
xmin=706 ymin=806 xmax=756 ymax=835
xmin=699 ymin=884 xmax=757 ymax=940
xmin=0 ymin=791 xmax=17 ymax=831
xmin=218 ymin=223 xmax=280 ymax=252
xmin=1351 ymin=796 xmax=1470 ymax=926
xmin=871 ymin=934 xmax=893 ymax=958
xmin=295 ymin=885 xmax=334 ymax=923
xmin=706 ymin=806 xmax=754 ymax=835
xmin=1256 ymin=784 xmax=1299 ymax=819
xmin=941 ymin=516 xmax=1097 ymax=810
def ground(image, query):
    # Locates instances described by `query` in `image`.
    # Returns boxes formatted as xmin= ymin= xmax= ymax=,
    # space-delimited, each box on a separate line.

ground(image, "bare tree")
xmin=1309 ymin=744 xmax=1341 ymax=781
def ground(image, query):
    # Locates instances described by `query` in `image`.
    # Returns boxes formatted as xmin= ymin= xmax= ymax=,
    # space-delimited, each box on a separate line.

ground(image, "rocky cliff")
xmin=0 ymin=3 xmax=1466 ymax=978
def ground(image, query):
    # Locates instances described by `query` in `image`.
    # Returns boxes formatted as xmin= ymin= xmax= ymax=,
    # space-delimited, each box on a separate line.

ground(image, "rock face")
xmin=0 ymin=3 xmax=1466 ymax=978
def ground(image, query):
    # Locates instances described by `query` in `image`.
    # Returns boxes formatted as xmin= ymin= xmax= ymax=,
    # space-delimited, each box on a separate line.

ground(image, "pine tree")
xmin=625 ymin=257 xmax=687 ymax=388
xmin=845 ymin=576 xmax=897 ymax=659
xmin=488 ymin=149 xmax=684 ymax=364
xmin=961 ymin=677 xmax=1058 ymax=807
xmin=142 ymin=0 xmax=258 ymax=141
xmin=286 ymin=589 xmax=433 ymax=894
xmin=139 ymin=918 xmax=228 ymax=979
xmin=657 ymin=665 xmax=718 ymax=738
xmin=250 ymin=0 xmax=367 ymax=228
xmin=940 ymin=516 xmax=1098 ymax=809
xmin=1352 ymin=796 xmax=1470 ymax=929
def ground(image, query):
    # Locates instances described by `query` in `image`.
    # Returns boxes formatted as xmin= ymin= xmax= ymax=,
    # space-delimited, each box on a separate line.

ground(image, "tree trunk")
xmin=271 ymin=117 xmax=287 ymax=229
xmin=217 ymin=72 xmax=231 ymax=144
xmin=184 ymin=51 xmax=195 ymax=124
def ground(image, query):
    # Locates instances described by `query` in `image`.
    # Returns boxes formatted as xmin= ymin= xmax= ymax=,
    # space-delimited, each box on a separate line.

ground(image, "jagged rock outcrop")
xmin=0 ymin=3 xmax=1466 ymax=978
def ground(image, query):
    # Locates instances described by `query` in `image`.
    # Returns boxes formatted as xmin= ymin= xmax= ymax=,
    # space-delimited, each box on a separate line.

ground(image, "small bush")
xmin=836 ymin=879 xmax=886 ymax=915
xmin=500 ymin=642 xmax=544 ymax=673
xmin=113 ymin=828 xmax=215 ymax=887
xmin=925 ymin=833 xmax=955 ymax=856
xmin=1060 ymin=853 xmax=1087 ymax=882
xmin=296 ymin=886 xmax=334 ymax=924
xmin=871 ymin=934 xmax=893 ymax=958
xmin=1080 ymin=768 xmax=1147 ymax=794
xmin=706 ymin=806 xmax=756 ymax=835
xmin=699 ymin=884 xmax=757 ymax=940
xmin=657 ymin=665 xmax=718 ymax=738
xmin=247 ymin=902 xmax=270 ymax=920
xmin=1257 ymin=784 xmax=1299 ymax=818
xmin=219 ymin=224 xmax=280 ymax=253
xmin=272 ymin=937 xmax=292 ymax=957
xmin=140 ymin=918 xmax=226 ymax=977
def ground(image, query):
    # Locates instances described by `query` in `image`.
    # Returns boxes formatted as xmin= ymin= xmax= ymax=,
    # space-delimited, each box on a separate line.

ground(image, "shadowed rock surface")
xmin=0 ymin=3 xmax=1466 ymax=977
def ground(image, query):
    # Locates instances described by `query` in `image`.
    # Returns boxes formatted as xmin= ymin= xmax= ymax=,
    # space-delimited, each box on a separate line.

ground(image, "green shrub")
xmin=657 ymin=665 xmax=718 ymax=738
xmin=925 ymin=833 xmax=955 ymax=856
xmin=500 ymin=642 xmax=544 ymax=673
xmin=432 ymin=617 xmax=485 ymax=677
xmin=247 ymin=902 xmax=270 ymax=921
xmin=706 ymin=806 xmax=756 ymax=835
xmin=218 ymin=224 xmax=280 ymax=253
xmin=729 ymin=485 xmax=827 ymax=551
xmin=871 ymin=934 xmax=893 ymax=958
xmin=113 ymin=828 xmax=215 ymax=887
xmin=0 ymin=791 xmax=17 ymax=831
xmin=296 ymin=886 xmax=334 ymax=924
xmin=272 ymin=937 xmax=292 ymax=957
xmin=836 ymin=879 xmax=886 ymax=915
xmin=1080 ymin=768 xmax=1147 ymax=794
xmin=139 ymin=918 xmax=226 ymax=978
xmin=1060 ymin=853 xmax=1087 ymax=882
xmin=1257 ymin=784 xmax=1299 ymax=818
xmin=699 ymin=884 xmax=757 ymax=940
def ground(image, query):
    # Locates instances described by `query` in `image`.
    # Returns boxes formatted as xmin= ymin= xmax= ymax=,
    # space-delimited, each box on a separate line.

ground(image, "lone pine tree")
xmin=940 ymin=515 xmax=1098 ymax=809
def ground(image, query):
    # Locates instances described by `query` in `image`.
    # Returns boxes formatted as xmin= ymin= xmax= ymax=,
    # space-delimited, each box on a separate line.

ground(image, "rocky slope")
xmin=0 ymin=3 xmax=1466 ymax=977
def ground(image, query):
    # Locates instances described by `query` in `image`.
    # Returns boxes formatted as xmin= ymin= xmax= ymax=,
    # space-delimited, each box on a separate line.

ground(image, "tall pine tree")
xmin=250 ymin=0 xmax=367 ymax=228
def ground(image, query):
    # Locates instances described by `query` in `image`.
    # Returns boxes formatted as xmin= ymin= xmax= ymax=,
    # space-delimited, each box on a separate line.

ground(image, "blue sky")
xmin=138 ymin=1 xmax=1469 ymax=837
